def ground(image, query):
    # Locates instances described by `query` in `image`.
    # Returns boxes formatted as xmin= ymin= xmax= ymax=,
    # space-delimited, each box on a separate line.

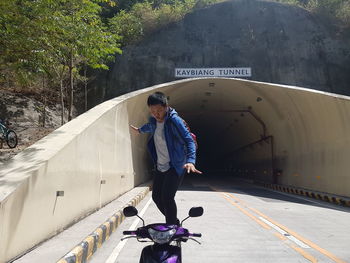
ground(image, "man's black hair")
xmin=147 ymin=92 xmax=168 ymax=106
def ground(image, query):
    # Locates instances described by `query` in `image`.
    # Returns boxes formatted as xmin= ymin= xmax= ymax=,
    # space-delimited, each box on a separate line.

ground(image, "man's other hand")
xmin=183 ymin=163 xmax=202 ymax=174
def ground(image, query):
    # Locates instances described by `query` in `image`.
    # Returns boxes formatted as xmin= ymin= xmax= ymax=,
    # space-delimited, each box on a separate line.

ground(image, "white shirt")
xmin=154 ymin=121 xmax=170 ymax=172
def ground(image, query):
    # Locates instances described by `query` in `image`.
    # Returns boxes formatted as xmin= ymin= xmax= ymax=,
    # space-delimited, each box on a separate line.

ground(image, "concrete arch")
xmin=0 ymin=78 xmax=349 ymax=262
xmin=165 ymin=78 xmax=350 ymax=195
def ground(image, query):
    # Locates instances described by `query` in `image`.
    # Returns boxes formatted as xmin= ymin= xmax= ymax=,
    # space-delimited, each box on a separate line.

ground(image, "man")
xmin=130 ymin=91 xmax=202 ymax=225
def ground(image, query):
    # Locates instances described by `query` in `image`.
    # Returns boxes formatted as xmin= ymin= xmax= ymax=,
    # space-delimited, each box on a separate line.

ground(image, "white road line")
xmin=258 ymin=216 xmax=310 ymax=248
xmin=105 ymin=198 xmax=152 ymax=263
xmin=223 ymin=192 xmax=310 ymax=248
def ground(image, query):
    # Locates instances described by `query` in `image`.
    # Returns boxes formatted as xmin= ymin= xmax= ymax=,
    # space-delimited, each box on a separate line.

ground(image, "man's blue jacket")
xmin=139 ymin=108 xmax=196 ymax=176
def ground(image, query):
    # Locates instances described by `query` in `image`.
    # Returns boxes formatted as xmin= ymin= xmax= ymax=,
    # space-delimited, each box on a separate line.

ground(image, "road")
xmin=89 ymin=176 xmax=350 ymax=263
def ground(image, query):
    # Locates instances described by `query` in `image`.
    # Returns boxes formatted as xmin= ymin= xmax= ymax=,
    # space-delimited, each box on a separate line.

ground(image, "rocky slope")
xmin=91 ymin=0 xmax=350 ymax=104
xmin=0 ymin=91 xmax=67 ymax=164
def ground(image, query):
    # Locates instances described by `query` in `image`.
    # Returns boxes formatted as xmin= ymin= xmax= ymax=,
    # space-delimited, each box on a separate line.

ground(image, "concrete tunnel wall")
xmin=0 ymin=88 xmax=157 ymax=262
xmin=0 ymin=78 xmax=350 ymax=262
xmin=165 ymin=78 xmax=350 ymax=197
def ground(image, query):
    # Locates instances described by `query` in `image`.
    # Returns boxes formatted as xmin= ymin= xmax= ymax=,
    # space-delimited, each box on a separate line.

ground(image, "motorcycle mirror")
xmin=123 ymin=206 xmax=138 ymax=217
xmin=189 ymin=207 xmax=204 ymax=217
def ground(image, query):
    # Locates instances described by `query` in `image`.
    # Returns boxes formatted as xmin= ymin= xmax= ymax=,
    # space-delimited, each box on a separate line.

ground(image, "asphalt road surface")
xmin=89 ymin=175 xmax=350 ymax=263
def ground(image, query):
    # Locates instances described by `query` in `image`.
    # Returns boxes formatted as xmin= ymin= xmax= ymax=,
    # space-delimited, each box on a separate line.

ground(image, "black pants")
xmin=152 ymin=168 xmax=183 ymax=224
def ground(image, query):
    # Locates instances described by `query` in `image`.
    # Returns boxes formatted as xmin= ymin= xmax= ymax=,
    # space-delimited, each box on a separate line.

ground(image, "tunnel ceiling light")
xmin=256 ymin=97 xmax=262 ymax=102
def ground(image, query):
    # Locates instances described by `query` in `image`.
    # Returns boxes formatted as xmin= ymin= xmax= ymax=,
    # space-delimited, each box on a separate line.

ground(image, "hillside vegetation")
xmin=279 ymin=0 xmax=350 ymax=25
xmin=0 ymin=0 xmax=221 ymax=125
xmin=1 ymin=0 xmax=349 ymax=125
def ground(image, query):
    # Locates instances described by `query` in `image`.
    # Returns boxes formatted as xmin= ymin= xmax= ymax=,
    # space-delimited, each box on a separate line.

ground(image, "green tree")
xmin=1 ymin=0 xmax=121 ymax=123
xmin=49 ymin=0 xmax=121 ymax=120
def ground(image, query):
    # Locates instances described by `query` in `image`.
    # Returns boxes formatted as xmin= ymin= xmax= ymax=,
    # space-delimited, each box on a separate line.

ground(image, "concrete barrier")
xmin=0 ymin=86 xmax=160 ymax=262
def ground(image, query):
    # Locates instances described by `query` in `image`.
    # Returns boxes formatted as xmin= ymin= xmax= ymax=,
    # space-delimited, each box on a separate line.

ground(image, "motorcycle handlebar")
xmin=123 ymin=227 xmax=201 ymax=239
xmin=123 ymin=230 xmax=136 ymax=235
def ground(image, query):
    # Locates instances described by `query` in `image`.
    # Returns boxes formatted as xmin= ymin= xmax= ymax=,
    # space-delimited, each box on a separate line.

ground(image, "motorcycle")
xmin=122 ymin=205 xmax=203 ymax=263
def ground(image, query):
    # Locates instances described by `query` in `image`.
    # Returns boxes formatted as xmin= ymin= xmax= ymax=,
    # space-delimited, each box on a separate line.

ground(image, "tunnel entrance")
xmin=180 ymin=108 xmax=276 ymax=183
xmin=130 ymin=77 xmax=350 ymax=197
xmin=162 ymin=79 xmax=277 ymax=184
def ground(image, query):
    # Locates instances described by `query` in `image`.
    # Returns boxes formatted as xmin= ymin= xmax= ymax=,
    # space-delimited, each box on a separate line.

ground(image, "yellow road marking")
xmin=224 ymin=191 xmax=347 ymax=263
xmin=290 ymin=245 xmax=318 ymax=263
xmin=220 ymin=193 xmax=271 ymax=230
xmin=273 ymin=232 xmax=287 ymax=241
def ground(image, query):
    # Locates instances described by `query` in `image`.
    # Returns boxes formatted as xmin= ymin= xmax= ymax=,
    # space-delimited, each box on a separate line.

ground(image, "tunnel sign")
xmin=175 ymin=68 xmax=251 ymax=78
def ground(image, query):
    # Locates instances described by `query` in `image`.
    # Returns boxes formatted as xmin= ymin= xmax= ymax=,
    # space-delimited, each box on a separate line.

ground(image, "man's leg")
xmin=162 ymin=169 xmax=183 ymax=224
xmin=152 ymin=170 xmax=166 ymax=217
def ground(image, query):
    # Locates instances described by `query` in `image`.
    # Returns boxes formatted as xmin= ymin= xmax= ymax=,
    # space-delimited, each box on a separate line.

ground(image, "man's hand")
xmin=130 ymin=125 xmax=140 ymax=134
xmin=183 ymin=163 xmax=202 ymax=174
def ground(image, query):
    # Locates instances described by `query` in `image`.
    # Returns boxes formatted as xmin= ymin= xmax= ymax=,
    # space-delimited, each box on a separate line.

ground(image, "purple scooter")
xmin=122 ymin=206 xmax=203 ymax=263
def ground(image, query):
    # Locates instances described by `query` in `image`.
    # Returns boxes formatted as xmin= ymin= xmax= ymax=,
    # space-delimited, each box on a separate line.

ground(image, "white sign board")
xmin=175 ymin=68 xmax=251 ymax=78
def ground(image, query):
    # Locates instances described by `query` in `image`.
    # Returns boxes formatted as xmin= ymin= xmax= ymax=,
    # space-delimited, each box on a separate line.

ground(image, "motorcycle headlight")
xmin=148 ymin=228 xmax=177 ymax=244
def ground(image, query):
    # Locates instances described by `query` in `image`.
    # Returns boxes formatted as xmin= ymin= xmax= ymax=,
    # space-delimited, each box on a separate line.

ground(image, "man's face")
xmin=149 ymin=104 xmax=167 ymax=122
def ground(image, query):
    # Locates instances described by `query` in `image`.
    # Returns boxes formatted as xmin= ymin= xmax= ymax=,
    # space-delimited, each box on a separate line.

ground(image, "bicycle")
xmin=122 ymin=205 xmax=203 ymax=263
xmin=0 ymin=119 xmax=18 ymax=148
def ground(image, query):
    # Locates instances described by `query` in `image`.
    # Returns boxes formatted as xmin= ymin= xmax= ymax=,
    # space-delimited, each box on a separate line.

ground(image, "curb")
xmin=258 ymin=182 xmax=350 ymax=207
xmin=56 ymin=186 xmax=150 ymax=263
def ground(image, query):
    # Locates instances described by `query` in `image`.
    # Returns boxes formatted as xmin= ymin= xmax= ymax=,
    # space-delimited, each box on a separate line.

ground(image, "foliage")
xmin=0 ymin=0 xmax=221 ymax=98
xmin=0 ymin=0 xmax=121 ymax=123
xmin=7 ymin=0 xmax=350 ymax=121
xmin=1 ymin=0 xmax=220 ymax=98
xmin=336 ymin=0 xmax=350 ymax=24
xmin=108 ymin=0 xmax=220 ymax=46
xmin=277 ymin=0 xmax=350 ymax=26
